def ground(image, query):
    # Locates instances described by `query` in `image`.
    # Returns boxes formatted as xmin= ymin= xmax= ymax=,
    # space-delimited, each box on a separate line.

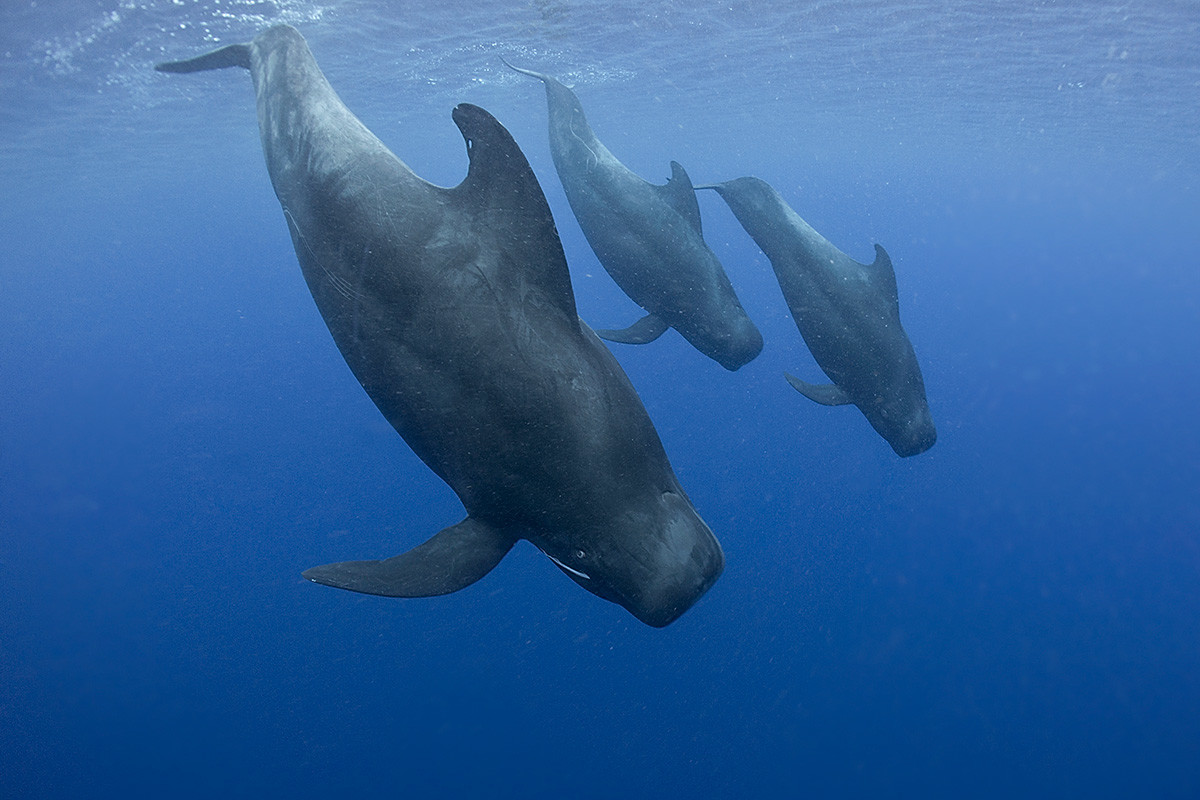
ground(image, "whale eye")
xmin=575 ymin=549 xmax=586 ymax=559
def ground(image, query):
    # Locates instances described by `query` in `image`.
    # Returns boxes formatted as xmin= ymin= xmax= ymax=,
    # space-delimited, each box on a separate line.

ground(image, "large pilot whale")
xmin=701 ymin=177 xmax=936 ymax=457
xmin=502 ymin=60 xmax=762 ymax=371
xmin=156 ymin=25 xmax=724 ymax=626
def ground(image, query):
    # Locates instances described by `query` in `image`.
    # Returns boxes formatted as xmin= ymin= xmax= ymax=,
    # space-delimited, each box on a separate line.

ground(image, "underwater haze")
xmin=2 ymin=0 xmax=1199 ymax=797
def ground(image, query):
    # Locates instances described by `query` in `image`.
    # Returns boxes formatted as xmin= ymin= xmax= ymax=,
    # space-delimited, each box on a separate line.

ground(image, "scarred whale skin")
xmin=703 ymin=176 xmax=936 ymax=457
xmin=504 ymin=59 xmax=763 ymax=371
xmin=156 ymin=25 xmax=724 ymax=626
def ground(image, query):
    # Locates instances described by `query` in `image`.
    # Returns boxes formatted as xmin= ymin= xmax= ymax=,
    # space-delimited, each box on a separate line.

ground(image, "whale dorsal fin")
xmin=657 ymin=161 xmax=704 ymax=235
xmin=448 ymin=103 xmax=579 ymax=321
xmin=868 ymin=244 xmax=900 ymax=310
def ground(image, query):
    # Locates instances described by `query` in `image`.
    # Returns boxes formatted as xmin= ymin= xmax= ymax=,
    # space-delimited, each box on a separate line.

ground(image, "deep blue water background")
xmin=2 ymin=1 xmax=1199 ymax=797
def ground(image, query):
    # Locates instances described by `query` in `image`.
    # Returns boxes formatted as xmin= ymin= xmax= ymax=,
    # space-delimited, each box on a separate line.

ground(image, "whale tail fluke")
xmin=155 ymin=43 xmax=251 ymax=73
xmin=499 ymin=55 xmax=551 ymax=83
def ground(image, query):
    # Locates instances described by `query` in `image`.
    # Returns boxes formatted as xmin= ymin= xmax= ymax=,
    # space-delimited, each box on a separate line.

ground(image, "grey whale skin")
xmin=703 ymin=177 xmax=936 ymax=457
xmin=503 ymin=60 xmax=762 ymax=371
xmin=155 ymin=25 xmax=723 ymax=627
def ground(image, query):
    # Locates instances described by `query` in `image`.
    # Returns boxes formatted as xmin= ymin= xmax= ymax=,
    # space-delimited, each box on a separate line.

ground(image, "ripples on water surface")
xmin=2 ymin=0 xmax=1197 ymax=181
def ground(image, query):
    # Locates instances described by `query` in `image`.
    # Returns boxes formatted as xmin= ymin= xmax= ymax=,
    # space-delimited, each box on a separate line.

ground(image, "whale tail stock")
xmin=155 ymin=42 xmax=251 ymax=73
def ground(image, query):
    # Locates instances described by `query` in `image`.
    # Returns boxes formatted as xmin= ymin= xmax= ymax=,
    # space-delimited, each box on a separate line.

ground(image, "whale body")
xmin=704 ymin=176 xmax=936 ymax=457
xmin=505 ymin=60 xmax=762 ymax=371
xmin=156 ymin=25 xmax=724 ymax=626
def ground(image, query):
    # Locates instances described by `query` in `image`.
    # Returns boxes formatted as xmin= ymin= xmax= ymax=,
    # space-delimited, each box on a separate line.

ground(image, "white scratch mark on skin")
xmin=545 ymin=552 xmax=591 ymax=580
xmin=284 ymin=206 xmax=365 ymax=303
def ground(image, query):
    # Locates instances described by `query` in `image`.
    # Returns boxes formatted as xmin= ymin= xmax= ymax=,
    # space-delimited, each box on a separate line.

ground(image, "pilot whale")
xmin=156 ymin=25 xmax=724 ymax=626
xmin=701 ymin=177 xmax=936 ymax=457
xmin=502 ymin=60 xmax=762 ymax=371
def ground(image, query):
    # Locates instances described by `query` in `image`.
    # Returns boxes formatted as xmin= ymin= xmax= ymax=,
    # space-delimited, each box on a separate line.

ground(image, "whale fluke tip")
xmin=154 ymin=42 xmax=252 ymax=73
xmin=499 ymin=55 xmax=550 ymax=82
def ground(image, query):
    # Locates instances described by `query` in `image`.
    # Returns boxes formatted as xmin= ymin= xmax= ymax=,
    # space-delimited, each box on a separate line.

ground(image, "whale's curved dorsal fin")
xmin=449 ymin=103 xmax=579 ymax=322
xmin=868 ymin=243 xmax=900 ymax=310
xmin=657 ymin=161 xmax=704 ymax=236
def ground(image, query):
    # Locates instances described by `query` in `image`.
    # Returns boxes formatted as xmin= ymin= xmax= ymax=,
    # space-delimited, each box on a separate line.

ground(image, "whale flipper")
xmin=155 ymin=43 xmax=251 ymax=73
xmin=595 ymin=313 xmax=670 ymax=344
xmin=785 ymin=373 xmax=852 ymax=406
xmin=303 ymin=518 xmax=517 ymax=597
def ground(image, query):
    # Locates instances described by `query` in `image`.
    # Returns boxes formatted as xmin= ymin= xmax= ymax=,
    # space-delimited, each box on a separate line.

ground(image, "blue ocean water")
xmin=2 ymin=0 xmax=1198 ymax=796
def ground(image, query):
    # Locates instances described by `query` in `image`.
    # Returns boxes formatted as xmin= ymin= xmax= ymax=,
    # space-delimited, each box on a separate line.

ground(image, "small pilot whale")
xmin=156 ymin=25 xmax=724 ymax=626
xmin=503 ymin=59 xmax=762 ymax=371
xmin=701 ymin=177 xmax=936 ymax=457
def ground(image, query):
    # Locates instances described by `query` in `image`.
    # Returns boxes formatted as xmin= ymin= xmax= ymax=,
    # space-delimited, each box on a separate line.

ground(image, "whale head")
xmin=534 ymin=490 xmax=724 ymax=627
xmin=682 ymin=305 xmax=764 ymax=372
xmin=869 ymin=385 xmax=938 ymax=458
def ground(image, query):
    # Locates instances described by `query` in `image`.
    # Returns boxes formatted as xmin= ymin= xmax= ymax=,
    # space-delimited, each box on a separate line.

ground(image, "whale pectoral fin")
xmin=302 ymin=517 xmax=516 ymax=597
xmin=155 ymin=43 xmax=252 ymax=73
xmin=594 ymin=313 xmax=670 ymax=344
xmin=785 ymin=373 xmax=852 ymax=406
xmin=658 ymin=161 xmax=705 ymax=235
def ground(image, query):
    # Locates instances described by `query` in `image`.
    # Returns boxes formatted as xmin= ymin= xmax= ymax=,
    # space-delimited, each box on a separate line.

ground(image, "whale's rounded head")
xmin=891 ymin=405 xmax=938 ymax=457
xmin=672 ymin=271 xmax=764 ymax=371
xmin=710 ymin=313 xmax=765 ymax=371
xmin=536 ymin=491 xmax=724 ymax=627
xmin=871 ymin=390 xmax=937 ymax=458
